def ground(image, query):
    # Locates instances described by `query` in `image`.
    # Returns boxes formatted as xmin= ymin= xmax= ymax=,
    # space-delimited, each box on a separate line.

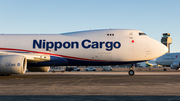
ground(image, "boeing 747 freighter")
xmin=0 ymin=29 xmax=167 ymax=76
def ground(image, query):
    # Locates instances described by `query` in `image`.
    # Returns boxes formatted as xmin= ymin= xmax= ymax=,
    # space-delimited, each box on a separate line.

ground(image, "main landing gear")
xmin=163 ymin=66 xmax=167 ymax=71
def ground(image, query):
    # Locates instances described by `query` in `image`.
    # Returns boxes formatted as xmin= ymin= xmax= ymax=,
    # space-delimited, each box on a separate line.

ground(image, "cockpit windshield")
xmin=139 ymin=33 xmax=146 ymax=35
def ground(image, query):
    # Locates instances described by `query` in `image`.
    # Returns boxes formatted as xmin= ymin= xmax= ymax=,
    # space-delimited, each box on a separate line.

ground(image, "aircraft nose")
xmin=155 ymin=58 xmax=160 ymax=64
xmin=148 ymin=38 xmax=168 ymax=59
xmin=155 ymin=54 xmax=166 ymax=65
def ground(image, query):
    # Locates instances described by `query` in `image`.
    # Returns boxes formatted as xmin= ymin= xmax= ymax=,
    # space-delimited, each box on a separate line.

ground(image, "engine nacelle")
xmin=0 ymin=55 xmax=27 ymax=74
xmin=172 ymin=61 xmax=180 ymax=67
xmin=27 ymin=66 xmax=50 ymax=72
xmin=170 ymin=61 xmax=180 ymax=69
xmin=170 ymin=64 xmax=178 ymax=69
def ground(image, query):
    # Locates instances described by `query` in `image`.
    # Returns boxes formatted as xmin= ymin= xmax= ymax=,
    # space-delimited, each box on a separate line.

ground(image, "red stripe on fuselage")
xmin=0 ymin=48 xmax=107 ymax=62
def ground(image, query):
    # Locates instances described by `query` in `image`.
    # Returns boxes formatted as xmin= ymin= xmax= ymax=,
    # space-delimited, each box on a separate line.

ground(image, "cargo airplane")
xmin=155 ymin=53 xmax=180 ymax=71
xmin=0 ymin=29 xmax=167 ymax=76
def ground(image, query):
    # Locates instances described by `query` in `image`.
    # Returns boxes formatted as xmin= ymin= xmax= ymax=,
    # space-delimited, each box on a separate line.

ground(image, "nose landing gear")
xmin=129 ymin=69 xmax=135 ymax=76
xmin=129 ymin=64 xmax=135 ymax=76
xmin=163 ymin=66 xmax=167 ymax=71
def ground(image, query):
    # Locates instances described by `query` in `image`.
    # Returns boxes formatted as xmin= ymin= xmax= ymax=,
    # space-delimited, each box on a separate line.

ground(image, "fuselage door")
xmin=144 ymin=37 xmax=151 ymax=59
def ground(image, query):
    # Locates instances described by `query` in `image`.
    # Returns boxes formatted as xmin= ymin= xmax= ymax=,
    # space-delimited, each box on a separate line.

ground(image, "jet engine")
xmin=27 ymin=66 xmax=50 ymax=72
xmin=170 ymin=61 xmax=180 ymax=70
xmin=0 ymin=55 xmax=27 ymax=74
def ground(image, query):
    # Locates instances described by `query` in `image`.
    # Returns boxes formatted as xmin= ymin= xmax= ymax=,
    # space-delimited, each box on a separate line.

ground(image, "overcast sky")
xmin=0 ymin=0 xmax=179 ymax=52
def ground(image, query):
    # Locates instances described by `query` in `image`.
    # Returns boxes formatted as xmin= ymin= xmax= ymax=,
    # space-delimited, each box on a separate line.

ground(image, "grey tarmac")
xmin=0 ymin=71 xmax=180 ymax=101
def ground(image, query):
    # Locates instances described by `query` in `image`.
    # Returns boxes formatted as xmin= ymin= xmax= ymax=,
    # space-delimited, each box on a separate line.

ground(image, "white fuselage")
xmin=0 ymin=29 xmax=168 ymax=67
xmin=155 ymin=53 xmax=180 ymax=66
xmin=0 ymin=29 xmax=168 ymax=75
xmin=0 ymin=29 xmax=167 ymax=63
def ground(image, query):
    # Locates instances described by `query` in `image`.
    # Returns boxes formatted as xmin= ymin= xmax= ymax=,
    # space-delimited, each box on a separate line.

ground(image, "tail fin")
xmin=146 ymin=61 xmax=153 ymax=67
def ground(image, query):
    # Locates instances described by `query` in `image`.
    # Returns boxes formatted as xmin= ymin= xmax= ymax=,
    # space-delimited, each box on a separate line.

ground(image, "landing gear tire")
xmin=129 ymin=70 xmax=135 ymax=76
xmin=163 ymin=68 xmax=167 ymax=71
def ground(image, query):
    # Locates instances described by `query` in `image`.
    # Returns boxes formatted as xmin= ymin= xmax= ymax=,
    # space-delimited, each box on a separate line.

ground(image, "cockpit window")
xmin=139 ymin=33 xmax=146 ymax=35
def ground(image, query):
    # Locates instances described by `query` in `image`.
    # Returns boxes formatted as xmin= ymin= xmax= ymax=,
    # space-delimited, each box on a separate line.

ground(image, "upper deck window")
xmin=139 ymin=33 xmax=146 ymax=36
xmin=107 ymin=33 xmax=114 ymax=36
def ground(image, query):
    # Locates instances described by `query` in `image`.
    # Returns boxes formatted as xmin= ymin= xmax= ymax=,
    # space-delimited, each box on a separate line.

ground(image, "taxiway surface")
xmin=0 ymin=71 xmax=180 ymax=101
